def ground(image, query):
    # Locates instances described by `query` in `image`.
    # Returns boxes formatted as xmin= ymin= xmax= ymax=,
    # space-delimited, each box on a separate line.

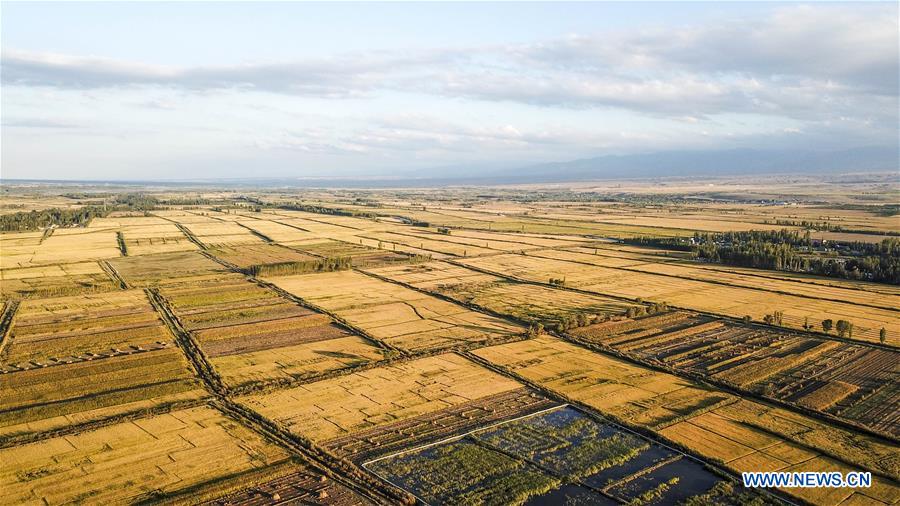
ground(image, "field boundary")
xmin=100 ymin=259 xmax=129 ymax=289
xmin=0 ymin=300 xmax=20 ymax=362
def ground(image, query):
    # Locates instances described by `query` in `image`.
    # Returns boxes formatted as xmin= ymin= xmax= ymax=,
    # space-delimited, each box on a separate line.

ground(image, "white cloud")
xmin=2 ymin=3 xmax=896 ymax=178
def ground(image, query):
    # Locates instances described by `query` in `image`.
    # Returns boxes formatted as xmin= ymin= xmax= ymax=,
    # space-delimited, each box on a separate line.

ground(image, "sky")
xmin=1 ymin=1 xmax=898 ymax=180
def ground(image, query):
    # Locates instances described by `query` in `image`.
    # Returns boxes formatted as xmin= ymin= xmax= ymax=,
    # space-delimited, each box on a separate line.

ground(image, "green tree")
xmin=835 ymin=320 xmax=853 ymax=338
xmin=822 ymin=319 xmax=833 ymax=333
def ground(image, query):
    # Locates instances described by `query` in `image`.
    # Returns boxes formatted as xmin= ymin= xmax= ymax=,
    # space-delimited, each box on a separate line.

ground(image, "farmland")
xmin=363 ymin=261 xmax=634 ymax=328
xmin=0 ymin=289 xmax=207 ymax=440
xmin=267 ymin=270 xmax=524 ymax=352
xmin=156 ymin=274 xmax=389 ymax=389
xmin=1 ymin=261 xmax=117 ymax=298
xmin=473 ymin=336 xmax=900 ymax=505
xmin=0 ymin=182 xmax=897 ymax=505
xmin=571 ymin=311 xmax=900 ymax=436
xmin=3 ymin=290 xmax=176 ymax=365
xmin=459 ymin=252 xmax=899 ymax=345
xmin=367 ymin=406 xmax=755 ymax=506
xmin=236 ymin=354 xmax=530 ymax=445
xmin=0 ymin=406 xmax=295 ymax=504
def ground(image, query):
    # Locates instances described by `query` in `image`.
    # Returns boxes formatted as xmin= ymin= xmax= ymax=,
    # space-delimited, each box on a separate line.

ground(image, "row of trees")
xmin=0 ymin=193 xmax=162 ymax=231
xmin=279 ymin=203 xmax=377 ymax=218
xmin=626 ymin=231 xmax=900 ymax=284
xmin=245 ymin=256 xmax=352 ymax=277
xmin=527 ymin=299 xmax=671 ymax=334
xmin=0 ymin=205 xmax=112 ymax=231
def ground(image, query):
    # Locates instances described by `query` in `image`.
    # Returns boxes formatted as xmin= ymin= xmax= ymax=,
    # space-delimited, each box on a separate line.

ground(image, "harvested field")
xmin=159 ymin=277 xmax=387 ymax=388
xmin=550 ymin=246 xmax=900 ymax=310
xmin=0 ymin=347 xmax=206 ymax=439
xmin=0 ymin=406 xmax=292 ymax=504
xmin=292 ymin=239 xmax=422 ymax=268
xmin=203 ymin=468 xmax=372 ymax=506
xmin=461 ymin=253 xmax=899 ymax=345
xmin=571 ymin=311 xmax=900 ymax=436
xmin=117 ymin=221 xmax=197 ymax=256
xmin=363 ymin=231 xmax=497 ymax=257
xmin=365 ymin=261 xmax=633 ymax=326
xmin=30 ymin=229 xmax=122 ymax=266
xmin=207 ymin=243 xmax=320 ymax=269
xmin=422 ymin=229 xmax=588 ymax=249
xmin=474 ymin=335 xmax=730 ymax=430
xmin=1 ymin=229 xmax=120 ymax=268
xmin=237 ymin=354 xmax=525 ymax=442
xmin=3 ymin=289 xmax=174 ymax=365
xmin=363 ymin=260 xmax=501 ymax=292
xmin=473 ymin=336 xmax=900 ymax=503
xmin=0 ymin=232 xmax=44 ymax=270
xmin=350 ymin=206 xmax=693 ymax=238
xmin=209 ymin=335 xmax=386 ymax=388
xmin=267 ymin=270 xmax=524 ymax=352
xmin=234 ymin=218 xmax=317 ymax=243
xmin=181 ymin=221 xmax=266 ymax=247
xmin=108 ymin=251 xmax=228 ymax=287
xmin=1 ymin=261 xmax=117 ymax=298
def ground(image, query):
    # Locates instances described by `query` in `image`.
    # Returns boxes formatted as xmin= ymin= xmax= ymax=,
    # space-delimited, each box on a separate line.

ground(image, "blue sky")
xmin=2 ymin=2 xmax=897 ymax=180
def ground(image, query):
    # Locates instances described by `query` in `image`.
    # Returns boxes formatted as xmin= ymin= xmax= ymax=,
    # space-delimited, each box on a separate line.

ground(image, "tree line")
xmin=627 ymin=230 xmax=900 ymax=284
xmin=279 ymin=203 xmax=377 ymax=219
xmin=0 ymin=193 xmax=160 ymax=231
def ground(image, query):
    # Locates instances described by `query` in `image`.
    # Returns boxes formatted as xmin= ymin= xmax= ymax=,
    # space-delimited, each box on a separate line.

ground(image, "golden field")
xmin=0 ymin=406 xmax=291 ymax=505
xmin=461 ymin=253 xmax=899 ymax=345
xmin=0 ymin=184 xmax=897 ymax=505
xmin=267 ymin=270 xmax=524 ymax=352
xmin=237 ymin=353 xmax=523 ymax=442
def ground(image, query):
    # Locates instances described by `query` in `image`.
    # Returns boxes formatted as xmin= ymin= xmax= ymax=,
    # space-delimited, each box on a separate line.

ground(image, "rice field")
xmin=364 ymin=261 xmax=634 ymax=326
xmin=207 ymin=243 xmax=320 ymax=269
xmin=291 ymin=239 xmax=423 ymax=268
xmin=158 ymin=276 xmax=388 ymax=388
xmin=538 ymin=246 xmax=900 ymax=311
xmin=1 ymin=191 xmax=896 ymax=506
xmin=461 ymin=253 xmax=899 ymax=345
xmin=472 ymin=336 xmax=900 ymax=504
xmin=118 ymin=222 xmax=198 ymax=256
xmin=1 ymin=262 xmax=117 ymax=298
xmin=108 ymin=251 xmax=229 ymax=287
xmin=0 ymin=406 xmax=294 ymax=505
xmin=0 ymin=347 xmax=206 ymax=440
xmin=571 ymin=311 xmax=900 ymax=436
xmin=181 ymin=221 xmax=266 ymax=248
xmin=266 ymin=270 xmax=524 ymax=352
xmin=0 ymin=228 xmax=121 ymax=269
xmin=236 ymin=354 xmax=525 ymax=443
xmin=3 ymin=290 xmax=174 ymax=365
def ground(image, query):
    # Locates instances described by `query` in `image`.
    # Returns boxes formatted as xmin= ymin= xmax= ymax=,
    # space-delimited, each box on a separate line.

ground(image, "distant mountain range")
xmin=483 ymin=146 xmax=899 ymax=183
xmin=4 ymin=146 xmax=897 ymax=187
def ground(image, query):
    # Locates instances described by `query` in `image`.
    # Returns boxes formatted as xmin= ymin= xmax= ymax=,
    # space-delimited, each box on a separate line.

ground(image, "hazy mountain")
xmin=5 ymin=147 xmax=895 ymax=188
xmin=488 ymin=146 xmax=899 ymax=183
